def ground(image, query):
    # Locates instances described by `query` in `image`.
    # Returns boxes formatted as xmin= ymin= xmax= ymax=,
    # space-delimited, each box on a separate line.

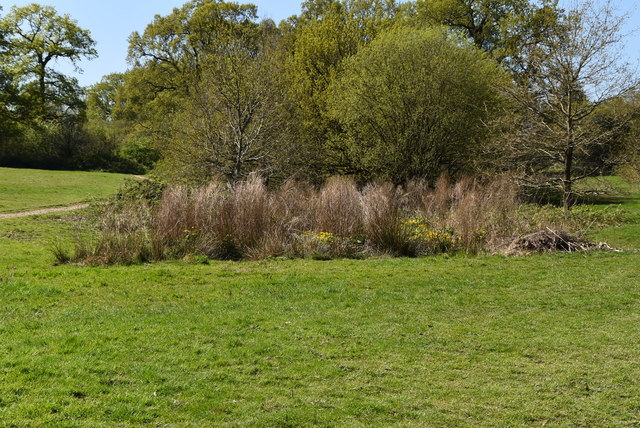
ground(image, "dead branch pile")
xmin=506 ymin=228 xmax=614 ymax=255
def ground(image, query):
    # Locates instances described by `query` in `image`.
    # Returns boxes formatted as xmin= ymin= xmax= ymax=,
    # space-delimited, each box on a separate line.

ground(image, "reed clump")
xmin=68 ymin=174 xmax=620 ymax=265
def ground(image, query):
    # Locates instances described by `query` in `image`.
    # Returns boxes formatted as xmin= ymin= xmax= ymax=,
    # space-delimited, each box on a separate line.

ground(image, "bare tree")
xmin=503 ymin=0 xmax=639 ymax=209
xmin=165 ymin=23 xmax=291 ymax=183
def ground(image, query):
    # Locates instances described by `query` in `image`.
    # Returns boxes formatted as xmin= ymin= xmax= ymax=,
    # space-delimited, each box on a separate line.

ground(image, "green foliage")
xmin=85 ymin=74 xmax=160 ymax=173
xmin=281 ymin=0 xmax=402 ymax=181
xmin=86 ymin=73 xmax=125 ymax=122
xmin=327 ymin=26 xmax=506 ymax=182
xmin=119 ymin=137 xmax=160 ymax=170
xmin=113 ymin=178 xmax=166 ymax=204
xmin=517 ymin=203 xmax=634 ymax=232
xmin=414 ymin=0 xmax=529 ymax=50
xmin=1 ymin=0 xmax=633 ymax=188
xmin=402 ymin=217 xmax=463 ymax=255
xmin=49 ymin=239 xmax=72 ymax=265
xmin=412 ymin=0 xmax=561 ymax=73
xmin=609 ymin=93 xmax=640 ymax=184
xmin=0 ymin=4 xmax=127 ymax=172
xmin=0 ymin=4 xmax=96 ymax=120
xmin=121 ymin=0 xmax=259 ymax=138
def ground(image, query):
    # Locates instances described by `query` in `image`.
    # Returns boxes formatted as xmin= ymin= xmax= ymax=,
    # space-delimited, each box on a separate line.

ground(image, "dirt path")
xmin=0 ymin=204 xmax=90 ymax=219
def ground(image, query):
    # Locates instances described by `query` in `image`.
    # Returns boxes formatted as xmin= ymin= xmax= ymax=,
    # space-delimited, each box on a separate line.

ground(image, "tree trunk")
xmin=563 ymin=96 xmax=575 ymax=211
xmin=36 ymin=55 xmax=47 ymax=115
xmin=563 ymin=144 xmax=574 ymax=211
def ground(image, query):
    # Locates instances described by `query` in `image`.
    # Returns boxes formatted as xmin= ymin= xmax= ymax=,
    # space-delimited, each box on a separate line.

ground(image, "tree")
xmin=118 ymin=0 xmax=261 ymax=162
xmin=161 ymin=21 xmax=290 ymax=183
xmin=502 ymin=0 xmax=639 ymax=209
xmin=86 ymin=73 xmax=125 ymax=122
xmin=327 ymin=26 xmax=506 ymax=183
xmin=124 ymin=0 xmax=258 ymax=113
xmin=0 ymin=5 xmax=22 ymax=158
xmin=415 ymin=0 xmax=528 ymax=50
xmin=0 ymin=6 xmax=15 ymax=125
xmin=0 ymin=5 xmax=19 ymax=125
xmin=412 ymin=0 xmax=562 ymax=72
xmin=0 ymin=4 xmax=97 ymax=119
xmin=281 ymin=0 xmax=402 ymax=180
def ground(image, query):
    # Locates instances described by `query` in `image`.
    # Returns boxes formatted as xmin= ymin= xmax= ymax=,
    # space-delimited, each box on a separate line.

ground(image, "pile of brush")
xmin=505 ymin=228 xmax=615 ymax=255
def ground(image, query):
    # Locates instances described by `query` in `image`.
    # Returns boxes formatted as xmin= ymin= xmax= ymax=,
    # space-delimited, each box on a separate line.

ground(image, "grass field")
xmin=0 ymin=172 xmax=639 ymax=426
xmin=583 ymin=177 xmax=640 ymax=250
xmin=0 ymin=167 xmax=130 ymax=213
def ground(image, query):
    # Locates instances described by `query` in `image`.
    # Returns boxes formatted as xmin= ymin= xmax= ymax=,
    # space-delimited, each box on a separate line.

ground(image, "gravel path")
xmin=0 ymin=204 xmax=90 ymax=219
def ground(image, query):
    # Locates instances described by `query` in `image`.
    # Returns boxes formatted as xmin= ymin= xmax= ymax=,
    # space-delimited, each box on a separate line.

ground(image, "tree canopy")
xmin=0 ymin=0 xmax=638 ymax=203
xmin=0 ymin=3 xmax=96 ymax=119
xmin=327 ymin=26 xmax=506 ymax=183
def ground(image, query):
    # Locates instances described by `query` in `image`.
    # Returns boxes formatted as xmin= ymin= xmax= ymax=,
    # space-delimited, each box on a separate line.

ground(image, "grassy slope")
xmin=0 ymin=167 xmax=130 ymax=213
xmin=0 ymin=178 xmax=639 ymax=426
xmin=583 ymin=177 xmax=640 ymax=249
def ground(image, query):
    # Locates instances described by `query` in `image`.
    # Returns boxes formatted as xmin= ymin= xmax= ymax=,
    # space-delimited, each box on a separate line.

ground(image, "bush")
xmin=73 ymin=201 xmax=153 ymax=265
xmin=114 ymin=178 xmax=166 ymax=204
xmin=327 ymin=27 xmax=506 ymax=183
xmin=119 ymin=137 xmax=161 ymax=170
xmin=70 ymin=174 xmax=627 ymax=265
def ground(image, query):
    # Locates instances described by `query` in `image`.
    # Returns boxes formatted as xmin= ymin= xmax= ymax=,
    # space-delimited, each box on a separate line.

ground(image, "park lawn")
xmin=1 ymin=208 xmax=640 ymax=426
xmin=584 ymin=177 xmax=640 ymax=249
xmin=0 ymin=167 xmax=131 ymax=213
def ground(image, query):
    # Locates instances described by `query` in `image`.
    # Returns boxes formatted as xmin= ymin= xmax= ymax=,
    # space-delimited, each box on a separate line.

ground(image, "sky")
xmin=2 ymin=0 xmax=640 ymax=88
xmin=2 ymin=0 xmax=302 ymax=87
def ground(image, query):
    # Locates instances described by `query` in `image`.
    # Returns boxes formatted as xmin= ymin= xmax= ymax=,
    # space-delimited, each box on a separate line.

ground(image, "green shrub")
xmin=114 ymin=178 xmax=166 ymax=204
xmin=119 ymin=137 xmax=161 ymax=170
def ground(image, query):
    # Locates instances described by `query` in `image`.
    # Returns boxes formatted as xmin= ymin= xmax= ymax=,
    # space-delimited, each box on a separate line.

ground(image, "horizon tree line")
xmin=0 ymin=0 xmax=638 ymax=209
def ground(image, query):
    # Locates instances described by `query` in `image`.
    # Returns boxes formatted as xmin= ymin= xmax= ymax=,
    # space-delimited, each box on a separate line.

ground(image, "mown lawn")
xmin=0 ymin=175 xmax=639 ymax=426
xmin=583 ymin=177 xmax=640 ymax=250
xmin=0 ymin=167 xmax=131 ymax=213
xmin=0 ymin=215 xmax=639 ymax=426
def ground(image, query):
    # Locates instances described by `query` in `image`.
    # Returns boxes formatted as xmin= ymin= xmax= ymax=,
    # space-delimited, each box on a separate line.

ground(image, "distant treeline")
xmin=1 ymin=0 xmax=639 ymax=208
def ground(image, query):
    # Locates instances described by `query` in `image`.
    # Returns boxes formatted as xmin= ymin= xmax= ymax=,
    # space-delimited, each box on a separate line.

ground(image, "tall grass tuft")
xmin=232 ymin=174 xmax=270 ymax=251
xmin=315 ymin=176 xmax=364 ymax=236
xmin=71 ymin=173 xmax=621 ymax=265
xmin=447 ymin=176 xmax=520 ymax=252
xmin=361 ymin=182 xmax=411 ymax=256
xmin=75 ymin=201 xmax=152 ymax=265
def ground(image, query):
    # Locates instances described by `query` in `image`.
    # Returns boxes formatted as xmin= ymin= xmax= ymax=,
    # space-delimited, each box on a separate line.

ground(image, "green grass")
xmin=0 ymin=167 xmax=131 ymax=213
xmin=0 ymin=176 xmax=639 ymax=426
xmin=583 ymin=176 xmax=640 ymax=249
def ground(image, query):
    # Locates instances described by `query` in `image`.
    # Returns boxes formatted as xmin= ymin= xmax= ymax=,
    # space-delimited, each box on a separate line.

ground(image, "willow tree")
xmin=328 ymin=26 xmax=506 ymax=183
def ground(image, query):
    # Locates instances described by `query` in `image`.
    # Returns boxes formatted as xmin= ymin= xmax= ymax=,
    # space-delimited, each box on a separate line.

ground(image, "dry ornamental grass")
xmin=65 ymin=174 xmax=622 ymax=265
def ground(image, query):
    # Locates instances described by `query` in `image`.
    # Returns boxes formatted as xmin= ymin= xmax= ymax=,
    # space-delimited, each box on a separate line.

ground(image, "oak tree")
xmin=0 ymin=4 xmax=96 ymax=119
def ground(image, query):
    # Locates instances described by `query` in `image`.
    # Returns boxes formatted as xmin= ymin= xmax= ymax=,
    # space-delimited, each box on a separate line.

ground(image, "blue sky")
xmin=3 ymin=0 xmax=302 ymax=86
xmin=2 ymin=0 xmax=639 ymax=87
